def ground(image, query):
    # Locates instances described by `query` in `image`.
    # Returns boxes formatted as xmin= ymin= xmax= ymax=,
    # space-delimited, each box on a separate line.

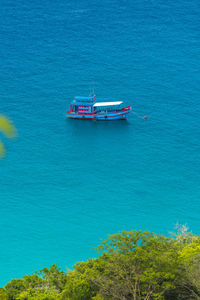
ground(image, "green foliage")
xmin=91 ymin=295 xmax=104 ymax=300
xmin=60 ymin=261 xmax=99 ymax=300
xmin=5 ymin=265 xmax=67 ymax=300
xmin=0 ymin=115 xmax=17 ymax=158
xmin=4 ymin=229 xmax=200 ymax=299
xmin=36 ymin=264 xmax=67 ymax=292
xmin=180 ymin=238 xmax=200 ymax=263
xmin=93 ymin=231 xmax=182 ymax=299
xmin=5 ymin=279 xmax=26 ymax=300
xmin=0 ymin=287 xmax=8 ymax=300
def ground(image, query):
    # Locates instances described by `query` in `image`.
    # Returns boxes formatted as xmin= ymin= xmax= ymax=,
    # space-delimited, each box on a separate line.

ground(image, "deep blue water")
xmin=1 ymin=0 xmax=200 ymax=286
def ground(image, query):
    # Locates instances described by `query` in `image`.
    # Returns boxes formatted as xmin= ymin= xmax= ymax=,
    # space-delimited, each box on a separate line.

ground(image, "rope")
xmin=132 ymin=111 xmax=147 ymax=120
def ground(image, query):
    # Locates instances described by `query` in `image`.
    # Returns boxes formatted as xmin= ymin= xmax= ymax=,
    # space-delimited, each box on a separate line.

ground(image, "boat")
xmin=66 ymin=95 xmax=131 ymax=120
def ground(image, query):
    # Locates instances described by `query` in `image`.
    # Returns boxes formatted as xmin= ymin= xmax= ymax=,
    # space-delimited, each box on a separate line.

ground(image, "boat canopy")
xmin=93 ymin=101 xmax=123 ymax=107
xmin=74 ymin=96 xmax=94 ymax=101
xmin=72 ymin=96 xmax=95 ymax=106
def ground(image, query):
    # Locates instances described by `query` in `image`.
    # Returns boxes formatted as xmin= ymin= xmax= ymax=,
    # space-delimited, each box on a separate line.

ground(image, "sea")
xmin=0 ymin=0 xmax=200 ymax=286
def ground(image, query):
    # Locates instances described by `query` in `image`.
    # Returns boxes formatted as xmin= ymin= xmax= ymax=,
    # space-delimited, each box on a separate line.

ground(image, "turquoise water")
xmin=1 ymin=0 xmax=200 ymax=285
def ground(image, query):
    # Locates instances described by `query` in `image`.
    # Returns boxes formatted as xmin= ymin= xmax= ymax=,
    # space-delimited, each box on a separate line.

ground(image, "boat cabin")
xmin=69 ymin=96 xmax=95 ymax=113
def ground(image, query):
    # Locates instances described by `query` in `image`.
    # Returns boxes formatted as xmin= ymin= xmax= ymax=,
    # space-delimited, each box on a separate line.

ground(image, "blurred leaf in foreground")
xmin=0 ymin=115 xmax=17 ymax=158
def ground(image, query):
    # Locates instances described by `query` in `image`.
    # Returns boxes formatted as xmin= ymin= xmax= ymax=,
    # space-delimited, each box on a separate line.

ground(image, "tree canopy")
xmin=3 ymin=228 xmax=200 ymax=299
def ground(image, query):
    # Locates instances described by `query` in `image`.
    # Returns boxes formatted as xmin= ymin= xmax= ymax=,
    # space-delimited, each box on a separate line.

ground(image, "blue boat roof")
xmin=71 ymin=102 xmax=92 ymax=106
xmin=74 ymin=96 xmax=94 ymax=101
xmin=71 ymin=96 xmax=95 ymax=105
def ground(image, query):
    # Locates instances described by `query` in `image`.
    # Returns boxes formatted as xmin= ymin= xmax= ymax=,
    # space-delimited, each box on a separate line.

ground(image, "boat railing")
xmin=96 ymin=106 xmax=130 ymax=114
